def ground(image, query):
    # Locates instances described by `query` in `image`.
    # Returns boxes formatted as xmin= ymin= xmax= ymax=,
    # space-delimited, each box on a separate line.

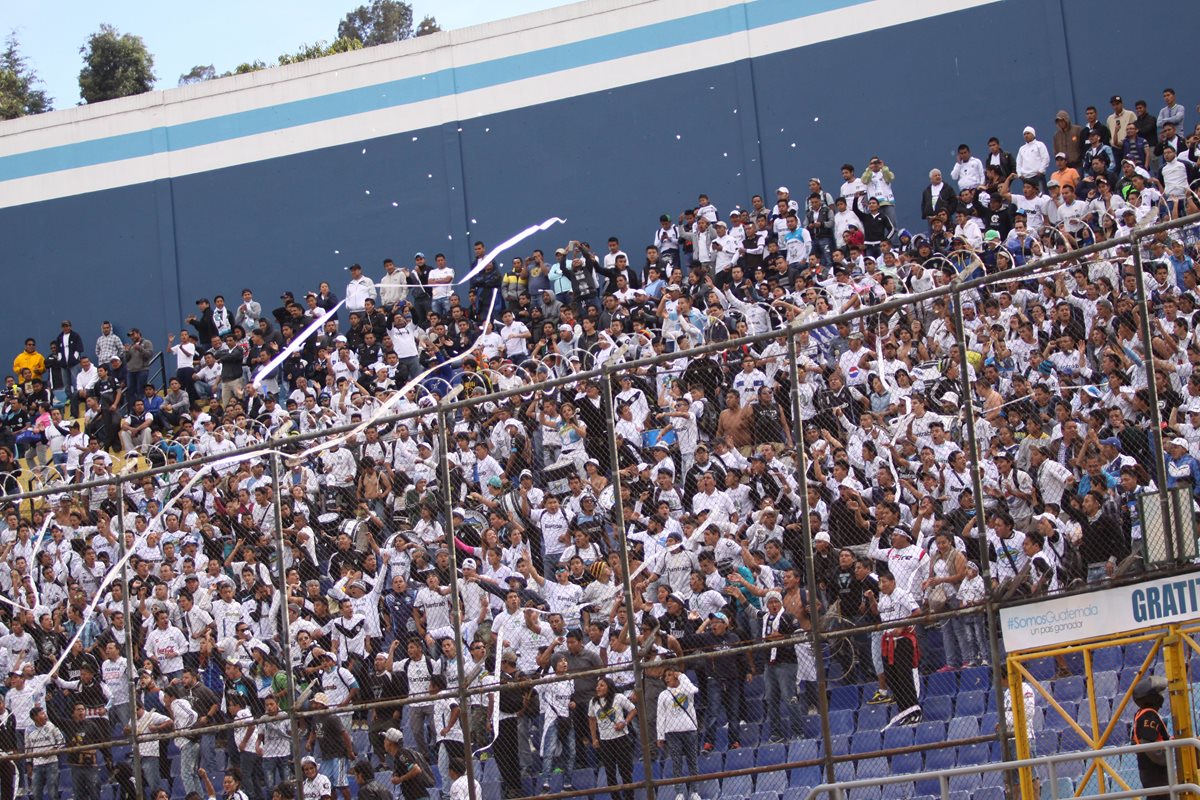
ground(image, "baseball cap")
xmin=814 ymin=532 xmax=831 ymax=543
xmin=461 ymin=558 xmax=478 ymax=570
xmin=1055 ymin=152 xmax=1067 ymax=159
xmin=1099 ymin=436 xmax=1122 ymax=448
xmin=777 ymin=186 xmax=790 ymax=194
xmin=383 ymin=728 xmax=405 ymax=743
xmin=486 ymin=476 xmax=503 ymax=489
xmin=709 ymin=612 xmax=729 ymax=623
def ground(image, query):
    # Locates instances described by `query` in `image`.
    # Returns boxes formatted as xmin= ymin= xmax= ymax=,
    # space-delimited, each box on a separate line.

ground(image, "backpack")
xmin=1046 ymin=530 xmax=1086 ymax=586
xmin=498 ymin=674 xmax=527 ymax=714
xmin=399 ymin=746 xmax=437 ymax=789
xmin=697 ymin=397 xmax=719 ymax=438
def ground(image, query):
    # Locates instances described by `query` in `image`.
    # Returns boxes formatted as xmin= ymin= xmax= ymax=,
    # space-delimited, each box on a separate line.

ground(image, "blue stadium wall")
xmin=2 ymin=0 xmax=1197 ymax=353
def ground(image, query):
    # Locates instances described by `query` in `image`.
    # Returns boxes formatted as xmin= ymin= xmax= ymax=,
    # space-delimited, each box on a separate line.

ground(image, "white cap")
xmin=1023 ymin=126 xmax=1036 ymax=136
xmin=777 ymin=186 xmax=790 ymax=195
xmin=814 ymin=532 xmax=831 ymax=543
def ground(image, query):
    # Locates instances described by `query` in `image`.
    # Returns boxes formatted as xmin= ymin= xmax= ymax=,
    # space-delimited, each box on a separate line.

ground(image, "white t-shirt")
xmin=430 ymin=267 xmax=455 ymax=299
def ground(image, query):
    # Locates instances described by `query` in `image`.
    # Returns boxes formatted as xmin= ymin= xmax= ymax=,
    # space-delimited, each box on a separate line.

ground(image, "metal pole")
xmin=270 ymin=450 xmax=307 ymax=798
xmin=785 ymin=335 xmax=836 ymax=784
xmin=600 ymin=368 xmax=659 ymax=800
xmin=949 ymin=288 xmax=1011 ymax=764
xmin=435 ymin=408 xmax=479 ymax=800
xmin=115 ymin=495 xmax=145 ymax=799
xmin=1129 ymin=235 xmax=1175 ymax=563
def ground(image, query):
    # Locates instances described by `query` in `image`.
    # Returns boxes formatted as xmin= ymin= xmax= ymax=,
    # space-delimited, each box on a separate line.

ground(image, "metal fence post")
xmin=949 ymin=285 xmax=1010 ymax=763
xmin=1130 ymin=232 xmax=1175 ymax=564
xmin=115 ymin=490 xmax=145 ymax=799
xmin=785 ymin=333 xmax=836 ymax=784
xmin=599 ymin=366 xmax=660 ymax=800
xmin=269 ymin=450 xmax=307 ymax=797
xmin=435 ymin=407 xmax=480 ymax=800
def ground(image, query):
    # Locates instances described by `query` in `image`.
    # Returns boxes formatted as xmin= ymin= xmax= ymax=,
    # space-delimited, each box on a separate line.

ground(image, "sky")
xmin=6 ymin=0 xmax=569 ymax=109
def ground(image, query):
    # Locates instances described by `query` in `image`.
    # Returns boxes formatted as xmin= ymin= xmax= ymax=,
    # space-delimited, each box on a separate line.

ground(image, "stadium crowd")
xmin=0 ymin=87 xmax=1198 ymax=800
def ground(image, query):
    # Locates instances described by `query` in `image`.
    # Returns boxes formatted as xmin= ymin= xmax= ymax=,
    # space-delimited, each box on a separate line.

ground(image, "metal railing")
xmin=2 ymin=211 xmax=1199 ymax=800
xmin=806 ymin=738 xmax=1200 ymax=800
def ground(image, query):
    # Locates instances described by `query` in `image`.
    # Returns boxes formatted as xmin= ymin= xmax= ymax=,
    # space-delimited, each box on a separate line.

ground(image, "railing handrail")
xmin=804 ymin=737 xmax=1200 ymax=800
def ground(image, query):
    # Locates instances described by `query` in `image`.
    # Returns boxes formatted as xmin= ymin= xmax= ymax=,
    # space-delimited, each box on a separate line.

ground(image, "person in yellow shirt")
xmin=13 ymin=338 xmax=45 ymax=380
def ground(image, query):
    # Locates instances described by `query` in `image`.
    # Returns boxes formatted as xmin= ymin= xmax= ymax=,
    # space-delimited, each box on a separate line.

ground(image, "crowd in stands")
xmin=0 ymin=87 xmax=1199 ymax=800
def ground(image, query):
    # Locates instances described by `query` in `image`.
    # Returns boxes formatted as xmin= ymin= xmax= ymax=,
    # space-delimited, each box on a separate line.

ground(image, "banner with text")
xmin=1000 ymin=571 xmax=1200 ymax=652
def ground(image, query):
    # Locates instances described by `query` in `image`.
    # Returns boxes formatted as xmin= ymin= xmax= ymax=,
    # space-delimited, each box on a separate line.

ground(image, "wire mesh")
xmin=0 ymin=214 xmax=1199 ymax=800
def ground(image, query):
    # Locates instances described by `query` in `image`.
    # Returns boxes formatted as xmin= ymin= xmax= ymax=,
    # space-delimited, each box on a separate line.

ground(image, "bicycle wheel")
xmin=817 ymin=611 xmax=859 ymax=684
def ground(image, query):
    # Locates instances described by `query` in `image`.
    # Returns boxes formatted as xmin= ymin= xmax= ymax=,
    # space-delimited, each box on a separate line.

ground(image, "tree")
xmin=337 ymin=0 xmax=414 ymax=46
xmin=78 ymin=24 xmax=156 ymax=104
xmin=277 ymin=37 xmax=362 ymax=67
xmin=415 ymin=16 xmax=441 ymax=37
xmin=0 ymin=32 xmax=51 ymax=119
xmin=178 ymin=64 xmax=215 ymax=86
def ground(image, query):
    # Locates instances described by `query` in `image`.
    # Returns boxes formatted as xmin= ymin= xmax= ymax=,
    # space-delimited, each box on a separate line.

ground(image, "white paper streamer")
xmin=252 ymin=300 xmax=346 ymax=388
xmin=455 ymin=217 xmax=568 ymax=286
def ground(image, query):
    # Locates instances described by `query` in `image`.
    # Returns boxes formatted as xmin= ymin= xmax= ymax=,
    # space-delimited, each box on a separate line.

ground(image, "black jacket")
xmin=921 ymin=183 xmax=958 ymax=220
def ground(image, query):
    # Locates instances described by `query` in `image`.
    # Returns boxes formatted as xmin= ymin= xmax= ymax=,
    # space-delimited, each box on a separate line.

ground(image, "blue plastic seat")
xmin=750 ymin=792 xmax=779 ymax=800
xmin=781 ymin=789 xmax=808 ymax=800
xmin=980 ymin=712 xmax=999 ymax=735
xmin=881 ymin=785 xmax=910 ymax=800
xmin=891 ymin=751 xmax=921 ymax=774
xmin=829 ymin=735 xmax=851 ymax=755
xmin=829 ymin=709 xmax=855 ymax=735
xmin=756 ymin=771 xmax=788 ymax=794
xmin=570 ymin=768 xmax=596 ymax=790
xmin=914 ymin=721 xmax=947 ymax=745
xmin=947 ymin=717 xmax=979 ymax=739
xmin=756 ymin=743 xmax=786 ymax=767
xmin=850 ymin=731 xmax=882 ymax=755
xmin=1092 ymin=648 xmax=1122 ymax=672
xmin=788 ymin=739 xmax=820 ymax=763
xmin=1059 ymin=728 xmax=1088 ymax=752
xmin=830 ymin=685 xmax=860 ymax=709
xmin=924 ymin=671 xmax=957 ymax=696
xmin=699 ymin=752 xmax=723 ymax=774
xmin=1094 ymin=670 xmax=1118 ymax=698
xmin=949 ymin=774 xmax=981 ymax=793
xmin=789 ymin=766 xmax=822 ymax=787
xmin=848 ymin=788 xmax=880 ymax=800
xmin=958 ymin=666 xmax=991 ymax=691
xmin=924 ymin=747 xmax=955 ymax=771
xmin=883 ymin=726 xmax=914 ymax=749
xmin=923 ymin=695 xmax=953 ymax=721
xmin=856 ymin=757 xmax=887 ymax=780
xmin=857 ymin=704 xmax=890 ymax=731
xmin=723 ymin=776 xmax=754 ymax=796
xmin=1036 ymin=730 xmax=1058 ymax=754
xmin=725 ymin=747 xmax=755 ymax=772
xmin=976 ymin=787 xmax=1004 ymax=800
xmin=955 ymin=690 xmax=986 ymax=717
xmin=958 ymin=743 xmax=989 ymax=765
xmin=834 ymin=762 xmax=854 ymax=782
xmin=1055 ymin=675 xmax=1086 ymax=702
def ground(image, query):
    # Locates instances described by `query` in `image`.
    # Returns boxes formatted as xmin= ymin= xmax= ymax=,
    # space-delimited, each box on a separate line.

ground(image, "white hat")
xmin=1171 ymin=437 xmax=1190 ymax=449
xmin=777 ymin=186 xmax=790 ymax=195
xmin=941 ymin=391 xmax=959 ymax=405
xmin=839 ymin=477 xmax=861 ymax=492
xmin=461 ymin=558 xmax=477 ymax=570
xmin=814 ymin=532 xmax=831 ymax=543
xmin=383 ymin=728 xmax=404 ymax=744
xmin=1023 ymin=126 xmax=1036 ymax=136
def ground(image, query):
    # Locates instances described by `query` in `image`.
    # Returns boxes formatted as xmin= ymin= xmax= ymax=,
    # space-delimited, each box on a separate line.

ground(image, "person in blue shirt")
xmin=1165 ymin=437 xmax=1200 ymax=498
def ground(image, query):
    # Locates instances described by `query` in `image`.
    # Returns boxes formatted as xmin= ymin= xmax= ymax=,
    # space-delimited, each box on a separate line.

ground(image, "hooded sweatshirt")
xmin=1053 ymin=110 xmax=1084 ymax=169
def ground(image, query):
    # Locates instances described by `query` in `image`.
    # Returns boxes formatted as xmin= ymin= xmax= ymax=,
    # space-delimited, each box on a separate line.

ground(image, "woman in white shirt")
xmin=656 ymin=665 xmax=701 ymax=800
xmin=589 ymin=676 xmax=638 ymax=800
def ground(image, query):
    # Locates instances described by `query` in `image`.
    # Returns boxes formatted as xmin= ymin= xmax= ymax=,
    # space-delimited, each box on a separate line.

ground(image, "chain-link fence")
xmin=1 ymin=213 xmax=1199 ymax=800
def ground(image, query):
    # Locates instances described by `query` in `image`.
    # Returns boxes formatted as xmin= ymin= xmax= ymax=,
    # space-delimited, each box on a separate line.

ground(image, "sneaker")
xmin=868 ymin=689 xmax=892 ymax=704
xmin=702 ymin=742 xmax=714 ymax=752
xmin=690 ymin=793 xmax=703 ymax=800
xmin=675 ymin=793 xmax=685 ymax=800
xmin=729 ymin=742 xmax=741 ymax=749
xmin=543 ymin=783 xmax=551 ymax=791
xmin=936 ymin=665 xmax=956 ymax=673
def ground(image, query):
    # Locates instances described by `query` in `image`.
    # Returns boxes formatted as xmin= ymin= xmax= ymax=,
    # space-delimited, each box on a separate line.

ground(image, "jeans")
xmin=405 ymin=705 xmax=435 ymax=762
xmin=178 ymin=739 xmax=202 ymax=796
xmin=30 ymin=763 xmax=57 ymax=800
xmin=663 ymin=730 xmax=697 ymax=794
xmin=941 ymin=600 xmax=968 ymax=668
xmin=431 ymin=297 xmax=452 ymax=319
xmin=126 ymin=370 xmax=148 ymax=410
xmin=140 ymin=756 xmax=160 ymax=794
xmin=263 ymin=756 xmax=292 ymax=792
xmin=397 ymin=356 xmax=421 ymax=384
xmin=71 ymin=766 xmax=101 ymax=800
xmin=703 ymin=679 xmax=744 ymax=746
xmin=67 ymin=365 xmax=82 ymax=416
xmin=239 ymin=751 xmax=266 ymax=800
xmin=539 ymin=716 xmax=574 ymax=784
xmin=764 ymin=661 xmax=798 ymax=740
xmin=961 ymin=613 xmax=987 ymax=665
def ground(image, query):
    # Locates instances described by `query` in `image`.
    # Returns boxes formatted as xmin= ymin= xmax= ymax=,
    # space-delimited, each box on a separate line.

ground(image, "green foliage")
xmin=0 ymin=32 xmax=51 ymax=119
xmin=415 ymin=16 xmax=441 ymax=37
xmin=338 ymin=0 xmax=414 ymax=46
xmin=78 ymin=24 xmax=156 ymax=104
xmin=227 ymin=61 xmax=267 ymax=76
xmin=277 ymin=36 xmax=363 ymax=67
xmin=178 ymin=64 xmax=216 ymax=86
